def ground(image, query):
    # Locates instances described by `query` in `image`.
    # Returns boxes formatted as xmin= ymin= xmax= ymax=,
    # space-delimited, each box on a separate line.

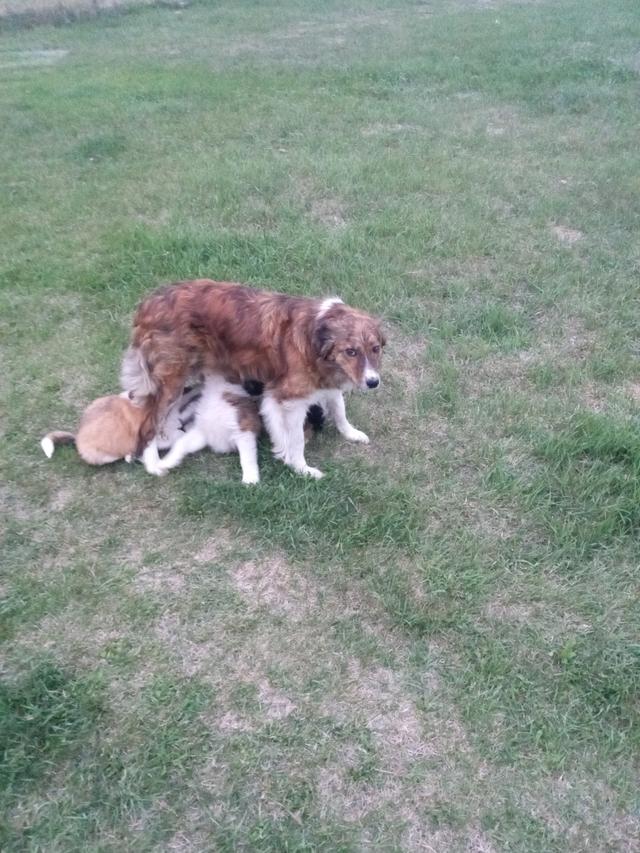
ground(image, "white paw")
xmin=298 ymin=465 xmax=324 ymax=479
xmin=145 ymin=462 xmax=169 ymax=477
xmin=344 ymin=428 xmax=369 ymax=444
xmin=242 ymin=473 xmax=260 ymax=485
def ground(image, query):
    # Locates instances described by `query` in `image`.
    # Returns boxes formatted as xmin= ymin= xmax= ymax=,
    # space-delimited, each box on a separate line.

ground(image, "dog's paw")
xmin=242 ymin=473 xmax=260 ymax=485
xmin=299 ymin=465 xmax=324 ymax=479
xmin=145 ymin=462 xmax=169 ymax=477
xmin=344 ymin=428 xmax=370 ymax=444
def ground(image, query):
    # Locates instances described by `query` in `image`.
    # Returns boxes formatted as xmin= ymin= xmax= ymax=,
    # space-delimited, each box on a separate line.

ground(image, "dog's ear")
xmin=378 ymin=327 xmax=387 ymax=348
xmin=313 ymin=320 xmax=336 ymax=360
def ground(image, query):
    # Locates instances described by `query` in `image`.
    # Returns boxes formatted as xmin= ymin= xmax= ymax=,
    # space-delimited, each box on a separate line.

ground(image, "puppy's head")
xmin=313 ymin=304 xmax=386 ymax=390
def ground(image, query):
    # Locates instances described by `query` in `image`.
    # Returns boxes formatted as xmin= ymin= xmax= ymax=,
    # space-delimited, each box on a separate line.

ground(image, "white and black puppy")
xmin=143 ymin=377 xmax=327 ymax=484
xmin=143 ymin=375 xmax=262 ymax=484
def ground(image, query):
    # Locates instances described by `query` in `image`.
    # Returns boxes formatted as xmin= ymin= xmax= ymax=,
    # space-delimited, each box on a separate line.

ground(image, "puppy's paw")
xmin=344 ymin=427 xmax=369 ymax=444
xmin=242 ymin=473 xmax=260 ymax=485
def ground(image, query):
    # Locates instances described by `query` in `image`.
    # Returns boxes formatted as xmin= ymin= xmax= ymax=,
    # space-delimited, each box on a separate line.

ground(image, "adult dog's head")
xmin=313 ymin=298 xmax=386 ymax=390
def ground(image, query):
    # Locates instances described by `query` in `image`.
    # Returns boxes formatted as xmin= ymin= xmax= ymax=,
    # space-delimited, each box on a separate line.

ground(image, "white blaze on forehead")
xmin=317 ymin=296 xmax=344 ymax=318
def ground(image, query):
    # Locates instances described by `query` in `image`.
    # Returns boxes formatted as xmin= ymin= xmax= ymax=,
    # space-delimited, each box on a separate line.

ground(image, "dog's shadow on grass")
xmin=36 ymin=435 xmax=419 ymax=561
xmin=174 ymin=450 xmax=419 ymax=561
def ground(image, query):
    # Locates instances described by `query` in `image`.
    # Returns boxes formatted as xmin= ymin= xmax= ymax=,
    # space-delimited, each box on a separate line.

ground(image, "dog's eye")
xmin=345 ymin=348 xmax=357 ymax=357
xmin=372 ymin=345 xmax=380 ymax=354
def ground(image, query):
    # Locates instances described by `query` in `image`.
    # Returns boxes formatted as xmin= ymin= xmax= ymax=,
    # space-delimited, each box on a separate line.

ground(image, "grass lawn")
xmin=2 ymin=0 xmax=640 ymax=849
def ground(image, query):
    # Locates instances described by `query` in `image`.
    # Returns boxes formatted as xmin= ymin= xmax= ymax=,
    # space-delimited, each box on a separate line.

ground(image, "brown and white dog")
xmin=121 ymin=280 xmax=385 ymax=478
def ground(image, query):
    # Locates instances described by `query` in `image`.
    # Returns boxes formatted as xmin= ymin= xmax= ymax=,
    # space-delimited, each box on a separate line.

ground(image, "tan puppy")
xmin=41 ymin=392 xmax=147 ymax=465
xmin=40 ymin=390 xmax=195 ymax=467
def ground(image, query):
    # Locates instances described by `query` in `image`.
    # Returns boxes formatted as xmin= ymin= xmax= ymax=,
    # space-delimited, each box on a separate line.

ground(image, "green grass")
xmin=2 ymin=0 xmax=640 ymax=849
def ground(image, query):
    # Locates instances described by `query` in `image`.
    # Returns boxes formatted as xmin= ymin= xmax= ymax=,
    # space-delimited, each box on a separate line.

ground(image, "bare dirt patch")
xmin=19 ymin=612 xmax=125 ymax=669
xmin=361 ymin=122 xmax=420 ymax=136
xmin=581 ymin=381 xmax=607 ymax=413
xmin=216 ymin=711 xmax=255 ymax=733
xmin=339 ymin=662 xmax=434 ymax=767
xmin=483 ymin=591 xmax=592 ymax=639
xmin=193 ymin=531 xmax=233 ymax=564
xmin=232 ymin=555 xmax=316 ymax=619
xmin=623 ymin=381 xmax=640 ymax=403
xmin=1 ymin=484 xmax=33 ymax=523
xmin=552 ymin=224 xmax=584 ymax=245
xmin=257 ymin=678 xmax=296 ymax=720
xmin=50 ymin=485 xmax=75 ymax=512
xmin=483 ymin=598 xmax=534 ymax=624
xmin=310 ymin=197 xmax=347 ymax=230
xmin=134 ymin=568 xmax=186 ymax=595
xmin=0 ymin=49 xmax=69 ymax=69
xmin=317 ymin=657 xmax=474 ymax=845
xmin=467 ymin=503 xmax=521 ymax=543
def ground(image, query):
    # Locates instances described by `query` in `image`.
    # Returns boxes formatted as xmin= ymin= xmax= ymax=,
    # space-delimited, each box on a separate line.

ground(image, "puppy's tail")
xmin=120 ymin=345 xmax=157 ymax=399
xmin=41 ymin=431 xmax=75 ymax=459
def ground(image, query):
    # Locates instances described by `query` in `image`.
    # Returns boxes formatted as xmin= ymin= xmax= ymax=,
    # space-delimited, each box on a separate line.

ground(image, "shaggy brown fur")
xmin=121 ymin=280 xmax=385 ymax=454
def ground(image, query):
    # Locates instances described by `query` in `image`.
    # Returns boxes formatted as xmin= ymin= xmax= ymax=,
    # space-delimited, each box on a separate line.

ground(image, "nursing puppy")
xmin=41 ymin=389 xmax=198 ymax=469
xmin=146 ymin=377 xmax=326 ymax=484
xmin=121 ymin=280 xmax=385 ymax=479
xmin=147 ymin=375 xmax=261 ymax=484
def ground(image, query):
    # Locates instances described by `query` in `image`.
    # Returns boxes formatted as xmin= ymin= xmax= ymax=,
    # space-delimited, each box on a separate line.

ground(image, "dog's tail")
xmin=120 ymin=345 xmax=157 ymax=399
xmin=41 ymin=431 xmax=75 ymax=458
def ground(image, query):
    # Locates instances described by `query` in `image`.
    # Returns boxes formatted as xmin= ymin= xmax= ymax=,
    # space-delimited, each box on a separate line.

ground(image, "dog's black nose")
xmin=366 ymin=377 xmax=380 ymax=389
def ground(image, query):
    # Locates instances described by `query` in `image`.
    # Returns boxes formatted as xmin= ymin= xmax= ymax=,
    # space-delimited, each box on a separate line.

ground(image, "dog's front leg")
xmin=324 ymin=390 xmax=369 ymax=444
xmin=261 ymin=396 xmax=323 ymax=479
xmin=235 ymin=431 xmax=260 ymax=485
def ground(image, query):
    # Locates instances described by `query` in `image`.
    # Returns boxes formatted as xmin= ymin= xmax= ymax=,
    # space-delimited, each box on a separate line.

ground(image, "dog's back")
xmin=121 ymin=280 xmax=319 ymax=451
